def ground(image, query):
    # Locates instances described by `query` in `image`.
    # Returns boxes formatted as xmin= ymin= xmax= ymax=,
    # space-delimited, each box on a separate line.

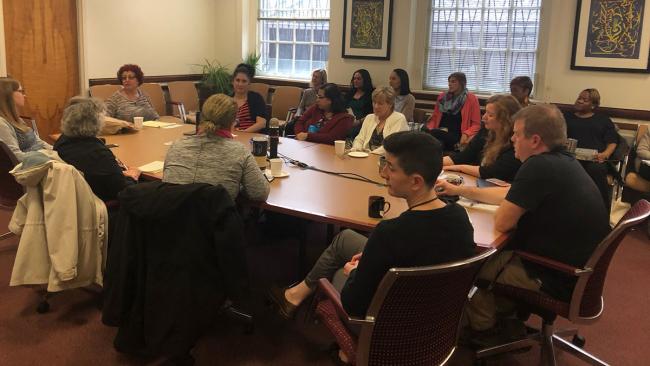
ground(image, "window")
xmin=258 ymin=0 xmax=330 ymax=79
xmin=424 ymin=0 xmax=541 ymax=93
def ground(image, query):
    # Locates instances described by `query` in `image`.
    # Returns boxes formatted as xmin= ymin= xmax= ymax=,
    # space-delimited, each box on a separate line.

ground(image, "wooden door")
xmin=3 ymin=0 xmax=79 ymax=140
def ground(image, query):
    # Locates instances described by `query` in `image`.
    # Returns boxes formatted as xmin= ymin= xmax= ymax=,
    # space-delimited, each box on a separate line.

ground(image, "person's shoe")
xmin=267 ymin=285 xmax=298 ymax=319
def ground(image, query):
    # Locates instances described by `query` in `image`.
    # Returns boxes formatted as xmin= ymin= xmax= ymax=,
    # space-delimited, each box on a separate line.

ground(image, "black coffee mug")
xmin=368 ymin=196 xmax=391 ymax=218
xmin=250 ymin=137 xmax=268 ymax=157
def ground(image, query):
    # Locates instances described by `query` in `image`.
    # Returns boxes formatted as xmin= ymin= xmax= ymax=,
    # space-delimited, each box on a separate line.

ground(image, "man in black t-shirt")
xmin=465 ymin=104 xmax=610 ymax=333
xmin=268 ymin=132 xmax=476 ymax=331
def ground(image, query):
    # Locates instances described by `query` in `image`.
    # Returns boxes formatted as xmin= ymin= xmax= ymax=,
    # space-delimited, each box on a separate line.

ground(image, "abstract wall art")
xmin=342 ymin=0 xmax=393 ymax=60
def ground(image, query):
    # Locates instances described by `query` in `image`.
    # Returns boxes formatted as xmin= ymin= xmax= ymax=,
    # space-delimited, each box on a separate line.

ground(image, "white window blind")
xmin=258 ymin=0 xmax=330 ymax=79
xmin=424 ymin=0 xmax=541 ymax=93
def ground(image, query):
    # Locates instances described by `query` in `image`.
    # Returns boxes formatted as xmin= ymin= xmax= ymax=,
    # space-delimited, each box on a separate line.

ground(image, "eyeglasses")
xmin=16 ymin=88 xmax=26 ymax=95
xmin=121 ymin=75 xmax=137 ymax=80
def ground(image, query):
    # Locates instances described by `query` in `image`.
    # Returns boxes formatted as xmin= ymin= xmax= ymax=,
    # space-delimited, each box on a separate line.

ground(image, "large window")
xmin=424 ymin=0 xmax=541 ymax=93
xmin=258 ymin=0 xmax=330 ymax=79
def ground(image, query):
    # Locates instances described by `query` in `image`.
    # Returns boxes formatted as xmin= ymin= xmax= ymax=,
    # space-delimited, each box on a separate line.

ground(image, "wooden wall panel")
xmin=3 ymin=0 xmax=79 ymax=139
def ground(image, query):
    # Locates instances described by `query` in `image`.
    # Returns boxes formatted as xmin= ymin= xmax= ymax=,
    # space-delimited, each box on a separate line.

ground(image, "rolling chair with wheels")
xmin=475 ymin=200 xmax=650 ymax=366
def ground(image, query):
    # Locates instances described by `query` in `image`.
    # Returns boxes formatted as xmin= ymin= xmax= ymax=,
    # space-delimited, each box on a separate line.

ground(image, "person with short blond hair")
xmin=163 ymin=94 xmax=269 ymax=201
xmin=296 ymin=69 xmax=328 ymax=116
xmin=351 ymin=86 xmax=408 ymax=155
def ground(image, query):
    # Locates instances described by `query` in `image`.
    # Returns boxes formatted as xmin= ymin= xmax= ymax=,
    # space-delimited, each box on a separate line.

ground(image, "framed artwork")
xmin=571 ymin=0 xmax=650 ymax=73
xmin=342 ymin=0 xmax=393 ymax=60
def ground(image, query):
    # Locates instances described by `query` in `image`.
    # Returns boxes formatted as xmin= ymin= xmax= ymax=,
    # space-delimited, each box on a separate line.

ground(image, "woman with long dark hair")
xmin=389 ymin=68 xmax=415 ymax=122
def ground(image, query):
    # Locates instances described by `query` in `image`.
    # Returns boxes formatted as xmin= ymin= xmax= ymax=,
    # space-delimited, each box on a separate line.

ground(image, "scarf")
xmin=438 ymin=89 xmax=468 ymax=115
xmin=213 ymin=129 xmax=234 ymax=139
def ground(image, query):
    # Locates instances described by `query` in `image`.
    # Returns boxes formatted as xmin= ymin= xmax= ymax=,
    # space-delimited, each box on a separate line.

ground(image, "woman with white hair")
xmin=351 ymin=86 xmax=408 ymax=155
xmin=54 ymin=96 xmax=140 ymax=201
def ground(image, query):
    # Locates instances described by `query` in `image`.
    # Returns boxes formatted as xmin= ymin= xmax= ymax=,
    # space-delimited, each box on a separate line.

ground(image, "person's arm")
xmin=596 ymin=116 xmax=618 ymax=161
xmin=105 ymin=93 xmax=119 ymax=119
xmin=478 ymin=148 xmax=522 ymax=182
xmin=294 ymin=105 xmax=315 ymax=134
xmin=460 ymin=93 xmax=482 ymax=141
xmin=95 ymin=148 xmax=137 ymax=200
xmin=241 ymin=153 xmax=270 ymax=201
xmin=340 ymin=225 xmax=393 ymax=317
xmin=434 ymin=180 xmax=509 ymax=205
xmin=0 ymin=121 xmax=27 ymax=161
xmin=425 ymin=95 xmax=443 ymax=130
xmin=352 ymin=116 xmax=373 ymax=151
xmin=596 ymin=143 xmax=617 ymax=162
xmin=400 ymin=94 xmax=415 ymax=122
xmin=449 ymin=128 xmax=485 ymax=165
xmin=142 ymin=95 xmax=160 ymax=120
xmin=494 ymin=200 xmax=526 ymax=233
xmin=307 ymin=114 xmax=353 ymax=145
xmin=637 ymin=130 xmax=650 ymax=160
xmin=244 ymin=92 xmax=268 ymax=133
xmin=443 ymin=156 xmax=455 ymax=166
xmin=445 ymin=164 xmax=480 ymax=177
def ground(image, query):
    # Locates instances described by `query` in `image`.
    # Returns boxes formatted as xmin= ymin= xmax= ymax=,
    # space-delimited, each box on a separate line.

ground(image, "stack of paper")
xmin=138 ymin=161 xmax=165 ymax=173
xmin=143 ymin=121 xmax=176 ymax=128
xmin=457 ymin=197 xmax=499 ymax=213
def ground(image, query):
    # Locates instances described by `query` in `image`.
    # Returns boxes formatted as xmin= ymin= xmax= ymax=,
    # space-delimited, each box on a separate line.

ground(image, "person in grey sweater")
xmin=163 ymin=94 xmax=270 ymax=201
xmin=0 ymin=77 xmax=51 ymax=161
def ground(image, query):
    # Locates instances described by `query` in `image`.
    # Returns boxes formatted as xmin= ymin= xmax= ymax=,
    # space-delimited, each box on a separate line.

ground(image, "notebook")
xmin=138 ymin=161 xmax=165 ymax=173
xmin=143 ymin=121 xmax=176 ymax=128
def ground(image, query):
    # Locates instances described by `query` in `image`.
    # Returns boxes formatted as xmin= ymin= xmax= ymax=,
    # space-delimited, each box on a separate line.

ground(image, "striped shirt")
xmin=236 ymin=101 xmax=254 ymax=129
xmin=105 ymin=89 xmax=160 ymax=122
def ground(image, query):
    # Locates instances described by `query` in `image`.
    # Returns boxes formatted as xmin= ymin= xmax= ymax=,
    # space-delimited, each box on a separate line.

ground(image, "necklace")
xmin=408 ymin=197 xmax=439 ymax=211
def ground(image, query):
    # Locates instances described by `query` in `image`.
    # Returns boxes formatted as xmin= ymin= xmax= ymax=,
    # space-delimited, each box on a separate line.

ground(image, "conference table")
xmin=104 ymin=125 xmax=508 ymax=249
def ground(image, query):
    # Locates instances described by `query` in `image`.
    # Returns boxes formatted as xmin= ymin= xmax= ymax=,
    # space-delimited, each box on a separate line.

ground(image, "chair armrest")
xmin=167 ymin=101 xmax=183 ymax=106
xmin=514 ymin=250 xmax=593 ymax=277
xmin=316 ymin=278 xmax=372 ymax=325
xmin=104 ymin=200 xmax=120 ymax=210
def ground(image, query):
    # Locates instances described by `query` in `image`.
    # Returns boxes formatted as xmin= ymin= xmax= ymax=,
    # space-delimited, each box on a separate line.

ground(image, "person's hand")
xmin=459 ymin=133 xmax=470 ymax=145
xmin=123 ymin=168 xmax=141 ymax=181
xmin=595 ymin=152 xmax=609 ymax=163
xmin=296 ymin=132 xmax=308 ymax=141
xmin=445 ymin=165 xmax=463 ymax=173
xmin=343 ymin=252 xmax=363 ymax=276
xmin=434 ymin=179 xmax=462 ymax=196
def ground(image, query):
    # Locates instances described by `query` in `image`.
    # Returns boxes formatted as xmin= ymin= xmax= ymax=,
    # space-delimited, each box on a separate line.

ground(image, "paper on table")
xmin=163 ymin=124 xmax=183 ymax=129
xmin=138 ymin=160 xmax=165 ymax=173
xmin=642 ymin=159 xmax=650 ymax=166
xmin=457 ymin=197 xmax=499 ymax=213
xmin=143 ymin=121 xmax=176 ymax=128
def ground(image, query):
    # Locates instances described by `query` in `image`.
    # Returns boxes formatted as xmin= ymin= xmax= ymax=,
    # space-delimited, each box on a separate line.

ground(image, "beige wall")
xmin=79 ymin=0 xmax=244 ymax=85
xmin=11 ymin=0 xmax=642 ymax=111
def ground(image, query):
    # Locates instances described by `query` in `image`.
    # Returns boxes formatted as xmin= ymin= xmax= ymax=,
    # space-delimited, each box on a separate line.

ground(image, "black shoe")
xmin=267 ymin=285 xmax=298 ymax=319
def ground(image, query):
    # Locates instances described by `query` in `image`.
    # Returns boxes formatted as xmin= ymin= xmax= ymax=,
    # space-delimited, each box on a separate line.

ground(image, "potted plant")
xmin=196 ymin=59 xmax=232 ymax=105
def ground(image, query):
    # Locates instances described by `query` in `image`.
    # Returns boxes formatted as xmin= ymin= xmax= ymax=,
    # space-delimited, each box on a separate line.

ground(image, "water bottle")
xmin=269 ymin=117 xmax=279 ymax=159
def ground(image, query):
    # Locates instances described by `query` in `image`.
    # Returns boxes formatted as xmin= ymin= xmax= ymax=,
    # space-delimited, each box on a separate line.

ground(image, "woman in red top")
xmin=294 ymin=83 xmax=354 ymax=145
xmin=231 ymin=63 xmax=267 ymax=132
xmin=426 ymin=72 xmax=481 ymax=151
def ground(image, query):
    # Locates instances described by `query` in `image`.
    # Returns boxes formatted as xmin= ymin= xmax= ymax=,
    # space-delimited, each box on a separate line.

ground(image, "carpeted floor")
xmin=1 ymin=213 xmax=648 ymax=365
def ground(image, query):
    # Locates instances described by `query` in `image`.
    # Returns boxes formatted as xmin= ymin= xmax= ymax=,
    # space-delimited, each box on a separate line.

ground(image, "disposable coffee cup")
xmin=270 ymin=158 xmax=283 ymax=176
xmin=334 ymin=140 xmax=345 ymax=156
xmin=133 ymin=116 xmax=144 ymax=130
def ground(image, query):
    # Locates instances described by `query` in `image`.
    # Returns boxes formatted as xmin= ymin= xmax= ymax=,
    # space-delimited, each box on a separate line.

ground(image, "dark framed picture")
xmin=342 ymin=0 xmax=393 ymax=60
xmin=571 ymin=0 xmax=650 ymax=73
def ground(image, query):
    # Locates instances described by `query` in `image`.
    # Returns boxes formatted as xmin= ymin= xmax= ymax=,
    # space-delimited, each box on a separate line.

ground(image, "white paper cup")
xmin=334 ymin=140 xmax=345 ymax=156
xmin=133 ymin=116 xmax=144 ymax=129
xmin=270 ymin=158 xmax=283 ymax=176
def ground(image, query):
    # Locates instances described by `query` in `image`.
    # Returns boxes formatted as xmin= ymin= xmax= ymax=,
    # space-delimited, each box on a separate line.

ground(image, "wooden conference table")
xmin=104 ymin=125 xmax=508 ymax=249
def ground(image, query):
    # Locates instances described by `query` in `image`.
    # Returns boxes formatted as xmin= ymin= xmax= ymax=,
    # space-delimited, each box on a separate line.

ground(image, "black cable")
xmin=278 ymin=152 xmax=386 ymax=186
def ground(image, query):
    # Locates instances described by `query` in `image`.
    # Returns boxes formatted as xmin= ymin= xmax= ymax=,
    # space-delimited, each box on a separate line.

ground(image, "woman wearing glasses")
xmin=105 ymin=64 xmax=159 ymax=123
xmin=0 ymin=77 xmax=52 ymax=161
xmin=294 ymin=83 xmax=354 ymax=145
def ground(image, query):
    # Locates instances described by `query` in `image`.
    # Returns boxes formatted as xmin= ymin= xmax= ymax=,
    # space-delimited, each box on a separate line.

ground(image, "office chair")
xmin=249 ymin=83 xmax=270 ymax=103
xmin=139 ymin=82 xmax=184 ymax=123
xmin=89 ymin=84 xmax=121 ymax=102
xmin=271 ymin=86 xmax=303 ymax=122
xmin=475 ymin=199 xmax=650 ymax=366
xmin=0 ymin=142 xmax=22 ymax=241
xmin=314 ymin=249 xmax=496 ymax=366
xmin=168 ymin=81 xmax=200 ymax=123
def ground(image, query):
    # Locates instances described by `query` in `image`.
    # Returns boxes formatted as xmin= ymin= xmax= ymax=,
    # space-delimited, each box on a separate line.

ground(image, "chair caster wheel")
xmin=572 ymin=334 xmax=586 ymax=348
xmin=37 ymin=300 xmax=50 ymax=314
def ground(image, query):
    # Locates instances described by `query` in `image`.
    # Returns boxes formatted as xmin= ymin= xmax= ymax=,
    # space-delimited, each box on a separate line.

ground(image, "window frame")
xmin=257 ymin=1 xmax=330 ymax=80
xmin=423 ymin=0 xmax=542 ymax=94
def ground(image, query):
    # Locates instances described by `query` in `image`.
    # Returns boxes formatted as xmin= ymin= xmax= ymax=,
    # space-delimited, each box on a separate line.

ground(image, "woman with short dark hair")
xmin=294 ymin=83 xmax=354 ymax=144
xmin=54 ymin=97 xmax=140 ymax=201
xmin=426 ymin=72 xmax=481 ymax=150
xmin=105 ymin=64 xmax=159 ymax=122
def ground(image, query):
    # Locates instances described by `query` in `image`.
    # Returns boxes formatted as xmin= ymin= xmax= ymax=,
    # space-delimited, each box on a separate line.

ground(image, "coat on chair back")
xmin=101 ymin=181 xmax=249 ymax=358
xmin=9 ymin=155 xmax=108 ymax=292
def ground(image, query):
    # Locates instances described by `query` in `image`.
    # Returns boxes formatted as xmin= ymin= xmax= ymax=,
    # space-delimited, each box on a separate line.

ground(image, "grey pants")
xmin=304 ymin=229 xmax=367 ymax=291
